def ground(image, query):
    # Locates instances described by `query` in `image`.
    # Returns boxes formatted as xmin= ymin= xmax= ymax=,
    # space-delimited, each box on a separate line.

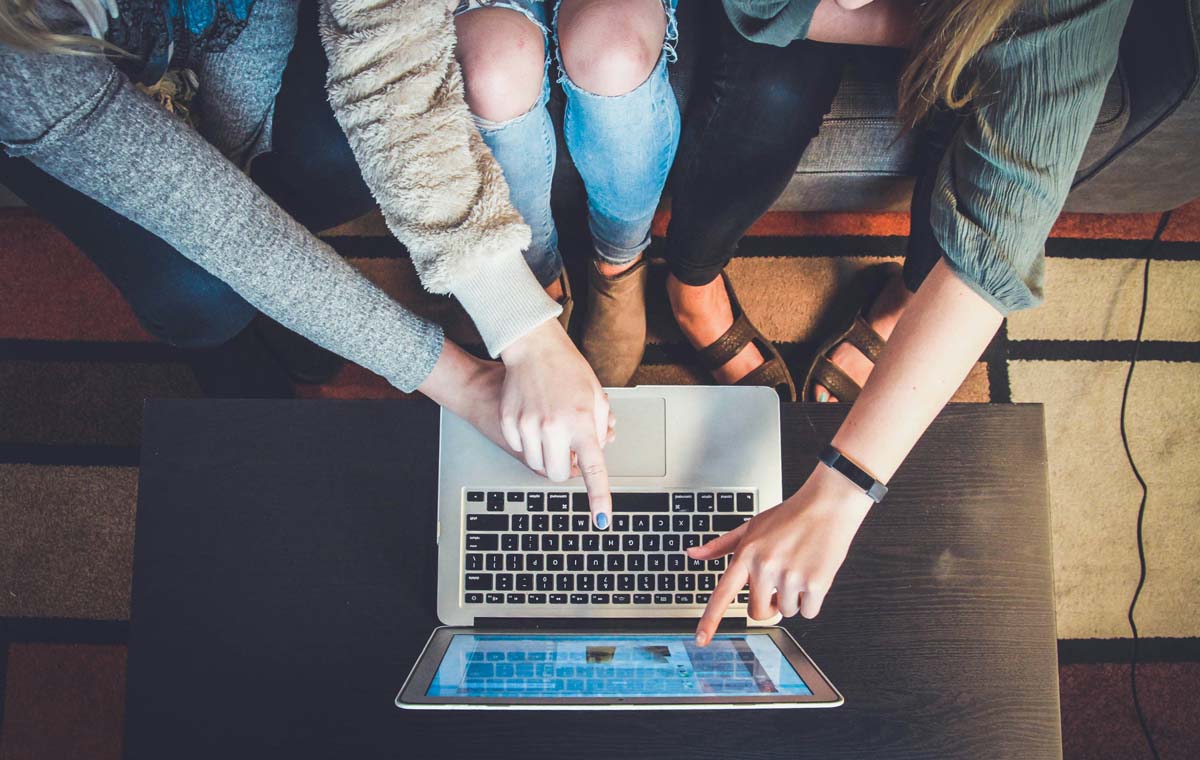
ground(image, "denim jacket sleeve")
xmin=929 ymin=0 xmax=1134 ymax=314
xmin=0 ymin=40 xmax=447 ymax=392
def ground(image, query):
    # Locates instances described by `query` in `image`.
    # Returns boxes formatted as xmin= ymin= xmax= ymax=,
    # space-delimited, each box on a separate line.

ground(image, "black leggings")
xmin=666 ymin=5 xmax=952 ymax=293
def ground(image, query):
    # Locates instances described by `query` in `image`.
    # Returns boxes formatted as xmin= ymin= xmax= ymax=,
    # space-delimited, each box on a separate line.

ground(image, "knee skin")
xmin=558 ymin=0 xmax=667 ymax=97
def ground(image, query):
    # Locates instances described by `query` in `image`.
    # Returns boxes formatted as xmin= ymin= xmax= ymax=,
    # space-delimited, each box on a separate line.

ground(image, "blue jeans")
xmin=462 ymin=0 xmax=681 ymax=287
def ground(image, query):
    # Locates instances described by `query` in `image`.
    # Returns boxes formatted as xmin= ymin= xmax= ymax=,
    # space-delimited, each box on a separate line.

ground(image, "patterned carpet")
xmin=1 ymin=201 xmax=1199 ymax=758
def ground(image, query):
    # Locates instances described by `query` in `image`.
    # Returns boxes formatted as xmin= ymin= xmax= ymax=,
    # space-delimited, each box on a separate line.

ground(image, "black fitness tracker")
xmin=818 ymin=445 xmax=888 ymax=503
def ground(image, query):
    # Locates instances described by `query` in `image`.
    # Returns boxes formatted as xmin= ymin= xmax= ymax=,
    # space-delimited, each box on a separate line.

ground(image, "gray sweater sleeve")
xmin=0 ymin=44 xmax=445 ymax=392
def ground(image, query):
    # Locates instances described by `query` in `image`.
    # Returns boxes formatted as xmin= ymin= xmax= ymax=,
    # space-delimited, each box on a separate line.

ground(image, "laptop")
xmin=397 ymin=385 xmax=843 ymax=709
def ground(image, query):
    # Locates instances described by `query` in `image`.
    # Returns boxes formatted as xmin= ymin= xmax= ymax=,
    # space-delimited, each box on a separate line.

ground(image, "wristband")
xmin=818 ymin=445 xmax=888 ymax=503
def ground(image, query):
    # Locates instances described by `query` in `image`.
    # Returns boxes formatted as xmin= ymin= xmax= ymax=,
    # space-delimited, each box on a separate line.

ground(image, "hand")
xmin=690 ymin=464 xmax=874 ymax=645
xmin=500 ymin=319 xmax=615 ymax=528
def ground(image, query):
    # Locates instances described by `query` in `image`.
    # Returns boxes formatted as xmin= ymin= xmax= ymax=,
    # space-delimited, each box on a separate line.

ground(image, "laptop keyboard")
xmin=461 ymin=490 xmax=754 ymax=607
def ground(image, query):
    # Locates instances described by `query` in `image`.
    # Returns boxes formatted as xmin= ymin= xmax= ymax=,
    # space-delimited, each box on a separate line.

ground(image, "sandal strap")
xmin=696 ymin=313 xmax=758 ymax=372
xmin=846 ymin=315 xmax=886 ymax=363
xmin=811 ymin=356 xmax=861 ymax=403
xmin=736 ymin=358 xmax=794 ymax=399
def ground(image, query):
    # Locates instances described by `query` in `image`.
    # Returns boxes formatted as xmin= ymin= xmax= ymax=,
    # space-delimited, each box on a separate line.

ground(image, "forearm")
xmin=807 ymin=0 xmax=915 ymax=47
xmin=830 ymin=258 xmax=1003 ymax=484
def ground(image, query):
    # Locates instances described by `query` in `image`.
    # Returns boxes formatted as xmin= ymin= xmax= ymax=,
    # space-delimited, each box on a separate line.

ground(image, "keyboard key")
xmin=672 ymin=515 xmax=690 ymax=533
xmin=541 ymin=535 xmax=559 ymax=551
xmin=537 ymin=574 xmax=554 ymax=591
xmin=603 ymin=535 xmax=620 ymax=552
xmin=547 ymin=554 xmax=564 ymax=571
xmin=654 ymin=593 xmax=672 ymax=605
xmin=568 ymin=555 xmax=583 ymax=572
xmin=507 ymin=593 xmax=525 ymax=604
xmin=467 ymin=534 xmax=498 ymax=551
xmin=486 ymin=592 xmax=503 ymax=604
xmin=505 ymin=554 xmax=523 ymax=571
xmin=717 ymin=493 xmax=735 ymax=512
xmin=668 ymin=555 xmax=684 ymax=572
xmin=688 ymin=557 xmax=705 ymax=571
xmin=527 ymin=554 xmax=544 ymax=571
xmin=737 ymin=592 xmax=750 ymax=604
xmin=465 ymin=553 xmax=482 ymax=571
xmin=532 ymin=515 xmax=549 ymax=532
xmin=563 ymin=534 xmax=580 ymax=552
xmin=467 ymin=491 xmax=484 ymax=503
xmin=612 ymin=492 xmax=670 ymax=512
xmin=486 ymin=554 xmax=503 ymax=571
xmin=547 ymin=493 xmax=569 ymax=512
xmin=613 ymin=593 xmax=631 ymax=604
xmin=572 ymin=515 xmax=590 ymax=532
xmin=572 ymin=493 xmax=590 ymax=512
xmin=675 ymin=593 xmax=694 ymax=604
xmin=656 ymin=574 xmax=675 ymax=591
xmin=678 ymin=575 xmax=695 ymax=591
xmin=465 ymin=592 xmax=483 ymax=603
xmin=587 ymin=554 xmax=605 ymax=571
xmin=652 ymin=515 xmax=670 ymax=532
xmin=637 ymin=575 xmax=655 ymax=591
xmin=577 ymin=574 xmax=595 ymax=591
xmin=570 ymin=593 xmax=588 ymax=605
xmin=693 ymin=515 xmax=711 ymax=532
xmin=591 ymin=593 xmax=610 ymax=604
xmin=648 ymin=554 xmax=665 ymax=572
xmin=634 ymin=594 xmax=652 ymax=604
xmin=683 ymin=534 xmax=702 ymax=550
xmin=633 ymin=515 xmax=651 ymax=532
xmin=496 ymin=574 xmax=513 ymax=590
xmin=713 ymin=515 xmax=749 ymax=532
xmin=618 ymin=574 xmax=635 ymax=591
xmin=529 ymin=593 xmax=547 ymax=604
xmin=672 ymin=493 xmax=695 ymax=512
xmin=467 ymin=513 xmax=507 ymax=531
xmin=550 ymin=594 xmax=568 ymax=604
xmin=606 ymin=555 xmax=625 ymax=572
xmin=708 ymin=557 xmax=726 ymax=571
xmin=465 ymin=574 xmax=492 ymax=590
xmin=622 ymin=535 xmax=639 ymax=552
xmin=697 ymin=493 xmax=715 ymax=512
xmin=527 ymin=493 xmax=545 ymax=512
xmin=696 ymin=593 xmax=711 ymax=603
xmin=487 ymin=492 xmax=505 ymax=511
xmin=556 ymin=575 xmax=574 ymax=591
xmin=613 ymin=515 xmax=631 ymax=532
xmin=521 ymin=535 xmax=538 ymax=552
xmin=644 ymin=535 xmax=661 ymax=552
xmin=598 ymin=574 xmax=615 ymax=591
xmin=663 ymin=534 xmax=681 ymax=552
xmin=517 ymin=574 xmax=533 ymax=591
xmin=501 ymin=534 xmax=519 ymax=551
xmin=512 ymin=514 xmax=529 ymax=531
xmin=628 ymin=554 xmax=646 ymax=571
xmin=552 ymin=514 xmax=570 ymax=532
xmin=737 ymin=493 xmax=755 ymax=512
xmin=583 ymin=535 xmax=600 ymax=552
xmin=507 ymin=491 xmax=524 ymax=502
xmin=698 ymin=574 xmax=716 ymax=591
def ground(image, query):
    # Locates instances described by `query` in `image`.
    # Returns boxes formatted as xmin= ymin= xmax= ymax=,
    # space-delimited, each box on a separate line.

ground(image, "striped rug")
xmin=1 ymin=201 xmax=1198 ymax=758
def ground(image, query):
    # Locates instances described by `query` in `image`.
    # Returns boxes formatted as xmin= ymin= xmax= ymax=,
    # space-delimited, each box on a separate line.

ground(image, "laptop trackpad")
xmin=605 ymin=397 xmax=666 ymax=477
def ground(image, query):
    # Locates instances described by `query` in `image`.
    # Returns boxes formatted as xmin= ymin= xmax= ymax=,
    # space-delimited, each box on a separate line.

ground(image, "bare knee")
xmin=455 ymin=8 xmax=545 ymax=123
xmin=558 ymin=0 xmax=666 ymax=97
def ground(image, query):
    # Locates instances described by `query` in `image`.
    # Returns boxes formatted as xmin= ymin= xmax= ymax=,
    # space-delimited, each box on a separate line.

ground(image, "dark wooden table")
xmin=126 ymin=399 xmax=1060 ymax=759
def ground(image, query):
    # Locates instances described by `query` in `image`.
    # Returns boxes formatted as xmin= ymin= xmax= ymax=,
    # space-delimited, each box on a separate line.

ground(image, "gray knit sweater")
xmin=0 ymin=0 xmax=560 ymax=392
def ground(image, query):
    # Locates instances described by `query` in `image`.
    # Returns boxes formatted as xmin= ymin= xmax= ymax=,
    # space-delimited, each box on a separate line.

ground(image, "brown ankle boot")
xmin=580 ymin=258 xmax=648 ymax=387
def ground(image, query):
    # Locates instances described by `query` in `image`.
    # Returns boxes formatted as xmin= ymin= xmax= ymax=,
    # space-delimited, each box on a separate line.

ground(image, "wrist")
xmin=806 ymin=463 xmax=875 ymax=520
xmin=500 ymin=319 xmax=563 ymax=367
xmin=418 ymin=341 xmax=490 ymax=412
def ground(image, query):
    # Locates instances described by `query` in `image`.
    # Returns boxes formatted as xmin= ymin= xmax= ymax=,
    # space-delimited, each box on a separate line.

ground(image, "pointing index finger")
xmin=574 ymin=433 xmax=612 ymax=529
xmin=695 ymin=560 xmax=748 ymax=647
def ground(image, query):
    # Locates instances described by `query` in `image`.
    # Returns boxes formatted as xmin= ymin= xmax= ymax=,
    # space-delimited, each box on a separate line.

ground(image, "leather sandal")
xmin=802 ymin=262 xmax=900 ymax=403
xmin=692 ymin=271 xmax=797 ymax=402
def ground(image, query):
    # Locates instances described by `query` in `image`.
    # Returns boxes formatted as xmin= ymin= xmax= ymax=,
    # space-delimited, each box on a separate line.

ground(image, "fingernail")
xmin=695 ymin=631 xmax=707 ymax=646
xmin=595 ymin=512 xmax=609 ymax=530
xmin=817 ymin=390 xmax=829 ymax=403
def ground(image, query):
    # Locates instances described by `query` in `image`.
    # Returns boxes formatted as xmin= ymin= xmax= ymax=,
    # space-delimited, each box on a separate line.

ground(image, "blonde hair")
xmin=1 ymin=0 xmax=119 ymax=55
xmin=897 ymin=0 xmax=1025 ymax=128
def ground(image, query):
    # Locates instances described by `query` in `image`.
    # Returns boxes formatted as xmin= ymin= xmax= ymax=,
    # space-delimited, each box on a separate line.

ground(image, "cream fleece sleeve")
xmin=319 ymin=0 xmax=560 ymax=356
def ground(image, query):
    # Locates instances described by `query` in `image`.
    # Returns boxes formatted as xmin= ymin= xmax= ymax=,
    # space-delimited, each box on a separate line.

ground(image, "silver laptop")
xmin=397 ymin=385 xmax=843 ymax=709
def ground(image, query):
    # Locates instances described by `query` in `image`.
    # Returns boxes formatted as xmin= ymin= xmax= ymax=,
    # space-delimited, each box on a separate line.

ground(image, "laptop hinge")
xmin=474 ymin=617 xmax=705 ymax=631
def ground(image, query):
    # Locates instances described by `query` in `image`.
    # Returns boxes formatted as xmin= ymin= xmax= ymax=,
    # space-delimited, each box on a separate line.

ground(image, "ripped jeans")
xmin=456 ymin=0 xmax=681 ymax=287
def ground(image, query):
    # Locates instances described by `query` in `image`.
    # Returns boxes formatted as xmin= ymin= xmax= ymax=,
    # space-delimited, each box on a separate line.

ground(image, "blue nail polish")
xmin=595 ymin=512 xmax=609 ymax=530
xmin=817 ymin=390 xmax=830 ymax=403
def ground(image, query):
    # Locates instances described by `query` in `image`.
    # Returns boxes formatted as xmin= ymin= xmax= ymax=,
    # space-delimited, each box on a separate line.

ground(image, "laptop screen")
xmin=426 ymin=633 xmax=812 ymax=699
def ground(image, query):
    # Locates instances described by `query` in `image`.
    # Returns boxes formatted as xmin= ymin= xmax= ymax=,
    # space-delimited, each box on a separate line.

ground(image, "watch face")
xmin=838 ymin=458 xmax=877 ymax=492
